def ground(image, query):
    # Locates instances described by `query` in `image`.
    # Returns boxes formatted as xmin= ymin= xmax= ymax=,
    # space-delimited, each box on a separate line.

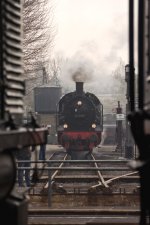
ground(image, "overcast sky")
xmin=52 ymin=0 xmax=128 ymax=92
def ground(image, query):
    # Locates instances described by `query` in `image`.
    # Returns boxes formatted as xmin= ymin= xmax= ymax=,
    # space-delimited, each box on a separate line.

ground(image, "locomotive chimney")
xmin=76 ymin=82 xmax=84 ymax=95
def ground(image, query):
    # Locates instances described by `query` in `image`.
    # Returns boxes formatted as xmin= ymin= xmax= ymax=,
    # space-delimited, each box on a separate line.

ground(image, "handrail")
xmin=16 ymin=159 xmax=128 ymax=163
xmin=16 ymin=167 xmax=132 ymax=171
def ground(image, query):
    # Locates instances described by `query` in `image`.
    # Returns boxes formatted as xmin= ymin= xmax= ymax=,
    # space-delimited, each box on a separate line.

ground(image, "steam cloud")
xmin=59 ymin=49 xmax=115 ymax=95
xmin=60 ymin=53 xmax=95 ymax=92
xmin=72 ymin=67 xmax=89 ymax=82
xmin=59 ymin=31 xmax=126 ymax=97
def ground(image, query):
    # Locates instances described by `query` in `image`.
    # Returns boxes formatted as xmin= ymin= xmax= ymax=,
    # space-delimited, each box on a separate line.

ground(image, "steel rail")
xmin=44 ymin=154 xmax=68 ymax=189
xmin=91 ymin=154 xmax=109 ymax=188
xmin=91 ymin=171 xmax=138 ymax=189
xmin=105 ymin=171 xmax=138 ymax=185
xmin=22 ymin=152 xmax=57 ymax=194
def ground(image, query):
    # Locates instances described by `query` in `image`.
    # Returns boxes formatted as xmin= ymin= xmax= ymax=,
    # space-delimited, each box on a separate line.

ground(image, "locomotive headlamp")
xmin=92 ymin=124 xmax=96 ymax=128
xmin=77 ymin=101 xmax=82 ymax=106
xmin=63 ymin=124 xmax=68 ymax=128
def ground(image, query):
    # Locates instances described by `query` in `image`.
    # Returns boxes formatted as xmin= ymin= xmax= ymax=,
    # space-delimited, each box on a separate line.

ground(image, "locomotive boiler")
xmin=57 ymin=81 xmax=103 ymax=159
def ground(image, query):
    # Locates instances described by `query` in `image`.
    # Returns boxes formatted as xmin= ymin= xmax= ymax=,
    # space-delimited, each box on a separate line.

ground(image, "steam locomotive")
xmin=57 ymin=81 xmax=103 ymax=159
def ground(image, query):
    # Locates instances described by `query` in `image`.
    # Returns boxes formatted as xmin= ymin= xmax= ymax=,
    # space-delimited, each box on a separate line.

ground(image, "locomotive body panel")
xmin=58 ymin=131 xmax=101 ymax=151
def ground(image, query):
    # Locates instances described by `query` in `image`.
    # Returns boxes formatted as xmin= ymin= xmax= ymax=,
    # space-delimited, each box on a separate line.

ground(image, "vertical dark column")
xmin=76 ymin=82 xmax=83 ymax=95
xmin=129 ymin=0 xmax=135 ymax=112
xmin=125 ymin=65 xmax=134 ymax=159
xmin=115 ymin=101 xmax=124 ymax=155
xmin=138 ymin=0 xmax=144 ymax=110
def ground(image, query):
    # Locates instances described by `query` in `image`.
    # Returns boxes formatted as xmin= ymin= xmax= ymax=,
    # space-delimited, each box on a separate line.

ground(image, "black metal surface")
xmin=1 ymin=193 xmax=28 ymax=225
xmin=138 ymin=0 xmax=144 ymax=110
xmin=76 ymin=82 xmax=83 ymax=95
xmin=57 ymin=82 xmax=103 ymax=131
xmin=129 ymin=0 xmax=135 ymax=112
xmin=128 ymin=1 xmax=150 ymax=224
xmin=0 ymin=0 xmax=24 ymax=120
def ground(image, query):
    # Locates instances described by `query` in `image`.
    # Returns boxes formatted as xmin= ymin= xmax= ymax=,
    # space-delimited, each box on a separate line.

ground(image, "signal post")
xmin=115 ymin=101 xmax=124 ymax=155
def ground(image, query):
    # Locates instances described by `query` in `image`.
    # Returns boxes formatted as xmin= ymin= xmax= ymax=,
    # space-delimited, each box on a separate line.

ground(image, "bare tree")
xmin=48 ymin=56 xmax=64 ymax=85
xmin=112 ymin=59 xmax=126 ymax=95
xmin=111 ymin=59 xmax=126 ymax=111
xmin=23 ymin=0 xmax=56 ymax=74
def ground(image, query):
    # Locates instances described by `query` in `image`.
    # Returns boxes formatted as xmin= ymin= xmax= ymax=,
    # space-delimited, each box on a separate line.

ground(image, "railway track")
xmin=37 ymin=153 xmax=139 ymax=195
xmin=20 ymin=146 xmax=140 ymax=197
xmin=41 ymin=153 xmax=114 ymax=194
xmin=16 ymin=145 xmax=140 ymax=224
xmin=28 ymin=208 xmax=140 ymax=225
